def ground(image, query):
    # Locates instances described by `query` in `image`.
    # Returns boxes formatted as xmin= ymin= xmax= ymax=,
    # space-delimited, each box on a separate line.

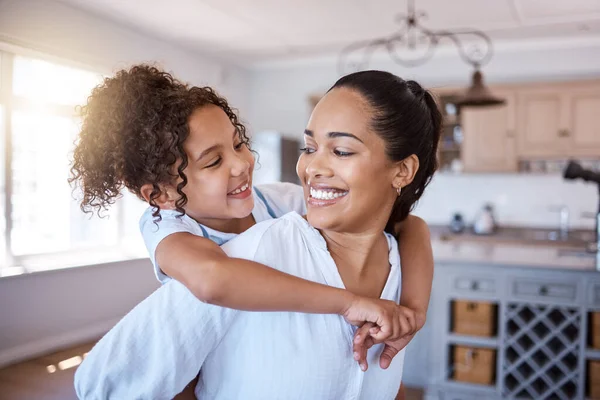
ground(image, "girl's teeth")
xmin=231 ymin=184 xmax=249 ymax=195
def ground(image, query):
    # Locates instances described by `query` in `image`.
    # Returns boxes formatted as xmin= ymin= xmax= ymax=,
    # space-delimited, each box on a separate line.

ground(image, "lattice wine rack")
xmin=502 ymin=303 xmax=581 ymax=399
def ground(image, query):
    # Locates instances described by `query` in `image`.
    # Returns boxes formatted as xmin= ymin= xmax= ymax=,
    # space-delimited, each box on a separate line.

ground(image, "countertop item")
xmin=449 ymin=213 xmax=466 ymax=233
xmin=472 ymin=204 xmax=496 ymax=235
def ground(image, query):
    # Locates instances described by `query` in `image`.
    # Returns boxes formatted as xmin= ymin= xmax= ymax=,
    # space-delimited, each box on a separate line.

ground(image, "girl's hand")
xmin=352 ymin=321 xmax=416 ymax=371
xmin=343 ymin=297 xmax=418 ymax=342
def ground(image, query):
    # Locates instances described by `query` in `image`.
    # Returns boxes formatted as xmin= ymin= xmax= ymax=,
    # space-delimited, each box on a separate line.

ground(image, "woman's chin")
xmin=306 ymin=213 xmax=338 ymax=231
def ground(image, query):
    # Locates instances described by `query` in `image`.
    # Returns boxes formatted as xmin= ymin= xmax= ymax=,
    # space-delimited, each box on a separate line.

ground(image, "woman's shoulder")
xmin=220 ymin=212 xmax=311 ymax=258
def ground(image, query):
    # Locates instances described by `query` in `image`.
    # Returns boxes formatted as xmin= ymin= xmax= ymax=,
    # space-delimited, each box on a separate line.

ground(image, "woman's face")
xmin=297 ymin=87 xmax=407 ymax=234
xmin=165 ymin=105 xmax=255 ymax=223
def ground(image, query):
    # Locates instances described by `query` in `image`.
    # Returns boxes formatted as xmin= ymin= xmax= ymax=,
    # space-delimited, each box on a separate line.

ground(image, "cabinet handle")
xmin=558 ymin=129 xmax=570 ymax=137
xmin=471 ymin=281 xmax=479 ymax=291
xmin=539 ymin=286 xmax=548 ymax=296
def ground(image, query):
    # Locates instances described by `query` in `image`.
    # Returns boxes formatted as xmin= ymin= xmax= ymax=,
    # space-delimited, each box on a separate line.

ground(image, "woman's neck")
xmin=195 ymin=214 xmax=256 ymax=234
xmin=321 ymin=228 xmax=390 ymax=298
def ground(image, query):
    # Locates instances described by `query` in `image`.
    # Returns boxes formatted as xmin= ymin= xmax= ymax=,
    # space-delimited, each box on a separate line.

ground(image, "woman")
xmin=74 ymin=70 xmax=441 ymax=399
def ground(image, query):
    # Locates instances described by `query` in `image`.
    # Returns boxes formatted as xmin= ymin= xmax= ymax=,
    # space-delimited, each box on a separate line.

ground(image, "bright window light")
xmin=12 ymin=56 xmax=103 ymax=106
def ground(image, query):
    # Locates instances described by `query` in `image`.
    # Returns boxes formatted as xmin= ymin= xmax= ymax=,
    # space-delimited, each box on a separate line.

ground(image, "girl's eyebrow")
xmin=196 ymin=144 xmax=221 ymax=161
xmin=197 ymin=128 xmax=238 ymax=161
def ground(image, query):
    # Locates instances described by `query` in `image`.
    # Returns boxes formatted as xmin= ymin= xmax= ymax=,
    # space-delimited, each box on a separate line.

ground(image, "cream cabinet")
xmin=456 ymin=80 xmax=600 ymax=172
xmin=516 ymin=82 xmax=600 ymax=159
xmin=461 ymin=90 xmax=517 ymax=173
xmin=567 ymin=85 xmax=600 ymax=156
xmin=516 ymin=88 xmax=567 ymax=157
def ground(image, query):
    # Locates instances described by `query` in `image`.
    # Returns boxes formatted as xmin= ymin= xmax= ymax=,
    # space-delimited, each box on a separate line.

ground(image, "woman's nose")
xmin=305 ymin=150 xmax=333 ymax=179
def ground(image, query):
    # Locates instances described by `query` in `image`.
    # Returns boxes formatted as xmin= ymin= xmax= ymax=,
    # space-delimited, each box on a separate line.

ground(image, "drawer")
xmin=590 ymin=360 xmax=600 ymax=400
xmin=511 ymin=279 xmax=577 ymax=302
xmin=452 ymin=300 xmax=497 ymax=337
xmin=452 ymin=346 xmax=496 ymax=386
xmin=591 ymin=312 xmax=600 ymax=349
xmin=454 ymin=276 xmax=496 ymax=294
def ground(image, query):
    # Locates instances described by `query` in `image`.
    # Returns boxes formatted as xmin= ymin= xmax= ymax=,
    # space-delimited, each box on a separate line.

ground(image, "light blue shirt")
xmin=74 ymin=212 xmax=404 ymax=400
xmin=139 ymin=182 xmax=306 ymax=283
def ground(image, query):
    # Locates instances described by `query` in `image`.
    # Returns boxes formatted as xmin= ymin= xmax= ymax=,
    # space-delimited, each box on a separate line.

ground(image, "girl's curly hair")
xmin=69 ymin=64 xmax=249 ymax=220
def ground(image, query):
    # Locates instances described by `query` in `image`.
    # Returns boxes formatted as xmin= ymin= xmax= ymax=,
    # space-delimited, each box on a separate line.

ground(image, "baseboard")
xmin=0 ymin=318 xmax=120 ymax=368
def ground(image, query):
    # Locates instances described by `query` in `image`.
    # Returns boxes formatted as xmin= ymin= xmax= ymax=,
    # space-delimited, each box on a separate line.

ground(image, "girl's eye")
xmin=300 ymin=147 xmax=315 ymax=154
xmin=205 ymin=157 xmax=222 ymax=168
xmin=234 ymin=141 xmax=247 ymax=150
xmin=334 ymin=149 xmax=354 ymax=157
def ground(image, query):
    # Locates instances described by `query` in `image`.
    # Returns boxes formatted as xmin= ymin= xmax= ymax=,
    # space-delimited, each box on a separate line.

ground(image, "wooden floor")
xmin=0 ymin=342 xmax=95 ymax=400
xmin=0 ymin=342 xmax=424 ymax=400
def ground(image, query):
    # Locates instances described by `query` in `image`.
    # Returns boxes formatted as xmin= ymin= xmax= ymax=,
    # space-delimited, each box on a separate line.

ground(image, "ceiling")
xmin=56 ymin=0 xmax=600 ymax=64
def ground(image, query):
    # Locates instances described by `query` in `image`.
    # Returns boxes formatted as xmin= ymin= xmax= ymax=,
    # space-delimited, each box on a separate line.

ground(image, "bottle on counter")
xmin=473 ymin=204 xmax=497 ymax=235
xmin=450 ymin=213 xmax=466 ymax=233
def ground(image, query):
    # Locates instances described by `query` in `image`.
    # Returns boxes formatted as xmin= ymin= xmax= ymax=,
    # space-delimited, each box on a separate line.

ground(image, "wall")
xmin=414 ymin=173 xmax=598 ymax=229
xmin=0 ymin=259 xmax=159 ymax=367
xmin=0 ymin=0 xmax=251 ymax=111
xmin=0 ymin=0 xmax=250 ymax=367
xmin=246 ymin=37 xmax=600 ymax=228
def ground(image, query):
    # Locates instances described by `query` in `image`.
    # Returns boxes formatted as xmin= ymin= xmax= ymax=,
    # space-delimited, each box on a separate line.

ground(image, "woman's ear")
xmin=393 ymin=154 xmax=420 ymax=190
xmin=140 ymin=183 xmax=177 ymax=209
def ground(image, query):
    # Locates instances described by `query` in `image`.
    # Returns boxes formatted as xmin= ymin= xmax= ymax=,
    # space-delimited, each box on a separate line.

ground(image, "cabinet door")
xmin=461 ymin=91 xmax=517 ymax=173
xmin=517 ymin=89 xmax=568 ymax=157
xmin=567 ymin=85 xmax=600 ymax=157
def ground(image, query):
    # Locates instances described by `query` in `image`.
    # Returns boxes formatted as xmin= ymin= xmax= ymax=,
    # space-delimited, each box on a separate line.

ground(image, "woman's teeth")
xmin=230 ymin=183 xmax=249 ymax=195
xmin=310 ymin=188 xmax=347 ymax=200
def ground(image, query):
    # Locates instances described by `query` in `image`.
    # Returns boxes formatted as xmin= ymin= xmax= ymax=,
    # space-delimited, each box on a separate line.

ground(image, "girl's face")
xmin=165 ymin=105 xmax=255 ymax=224
xmin=297 ymin=88 xmax=410 ymax=234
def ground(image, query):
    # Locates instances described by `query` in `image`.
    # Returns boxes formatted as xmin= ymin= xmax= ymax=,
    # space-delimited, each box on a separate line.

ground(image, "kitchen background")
xmin=0 ymin=0 xmax=599 ymax=399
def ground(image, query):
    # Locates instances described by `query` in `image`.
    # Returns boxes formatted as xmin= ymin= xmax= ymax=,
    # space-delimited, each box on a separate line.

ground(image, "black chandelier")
xmin=338 ymin=0 xmax=505 ymax=107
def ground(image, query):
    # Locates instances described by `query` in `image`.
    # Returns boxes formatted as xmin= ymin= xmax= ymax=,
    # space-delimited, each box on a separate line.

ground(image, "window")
xmin=0 ymin=51 xmax=147 ymax=274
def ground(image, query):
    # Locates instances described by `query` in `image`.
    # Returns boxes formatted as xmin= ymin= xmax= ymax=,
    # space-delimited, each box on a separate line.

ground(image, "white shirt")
xmin=139 ymin=182 xmax=306 ymax=283
xmin=75 ymin=212 xmax=404 ymax=400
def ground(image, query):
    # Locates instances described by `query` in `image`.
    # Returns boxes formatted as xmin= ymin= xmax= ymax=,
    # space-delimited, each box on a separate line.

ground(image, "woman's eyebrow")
xmin=303 ymin=129 xmax=363 ymax=143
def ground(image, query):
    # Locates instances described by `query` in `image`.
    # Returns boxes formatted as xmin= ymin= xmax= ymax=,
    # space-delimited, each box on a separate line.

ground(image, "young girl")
xmin=69 ymin=65 xmax=433 ymax=392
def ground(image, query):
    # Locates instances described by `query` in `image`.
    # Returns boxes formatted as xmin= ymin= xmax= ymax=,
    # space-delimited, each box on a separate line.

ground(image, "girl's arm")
xmin=157 ymin=232 xmax=407 ymax=346
xmin=395 ymin=215 xmax=434 ymax=331
xmin=158 ymin=232 xmax=357 ymax=313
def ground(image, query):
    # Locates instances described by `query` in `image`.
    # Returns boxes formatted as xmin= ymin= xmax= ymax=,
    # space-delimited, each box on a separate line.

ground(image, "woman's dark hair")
xmin=328 ymin=70 xmax=442 ymax=234
xmin=69 ymin=64 xmax=249 ymax=220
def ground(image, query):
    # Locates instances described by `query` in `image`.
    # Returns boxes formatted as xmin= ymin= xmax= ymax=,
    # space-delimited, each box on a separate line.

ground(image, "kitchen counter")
xmin=430 ymin=225 xmax=598 ymax=271
xmin=432 ymin=238 xmax=597 ymax=271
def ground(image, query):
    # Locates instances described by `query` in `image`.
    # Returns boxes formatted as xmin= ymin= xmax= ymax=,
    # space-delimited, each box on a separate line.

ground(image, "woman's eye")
xmin=334 ymin=149 xmax=354 ymax=157
xmin=300 ymin=147 xmax=315 ymax=154
xmin=205 ymin=157 xmax=222 ymax=168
